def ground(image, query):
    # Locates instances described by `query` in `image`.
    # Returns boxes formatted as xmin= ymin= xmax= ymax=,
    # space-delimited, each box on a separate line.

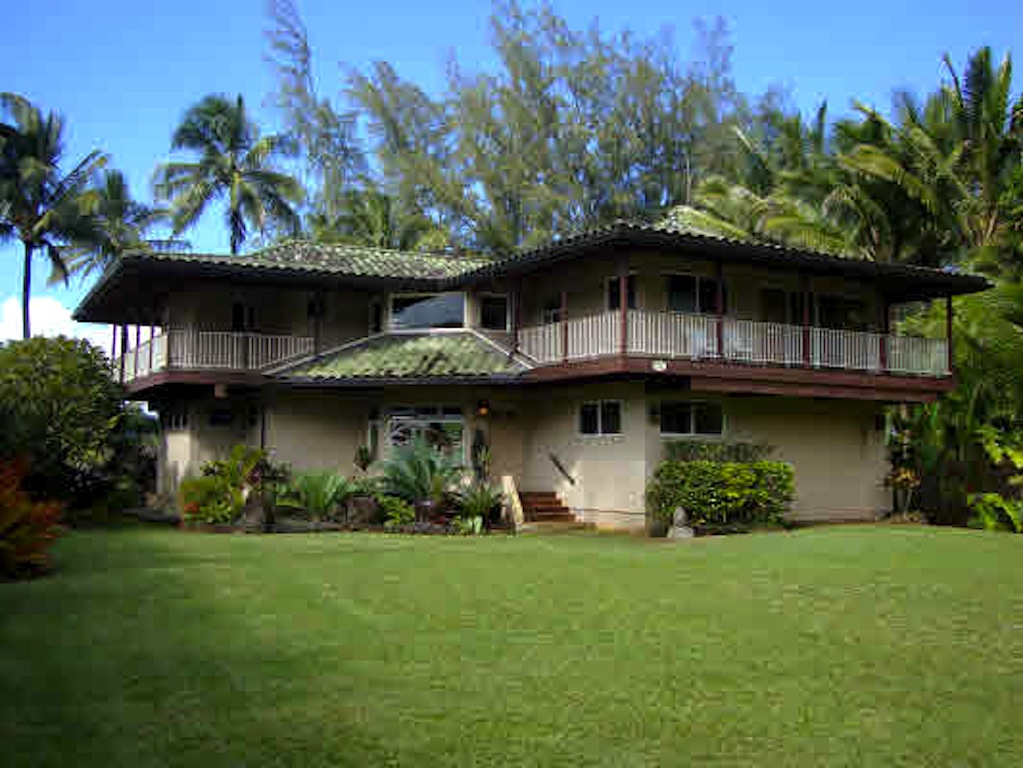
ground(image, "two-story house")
xmin=74 ymin=222 xmax=987 ymax=528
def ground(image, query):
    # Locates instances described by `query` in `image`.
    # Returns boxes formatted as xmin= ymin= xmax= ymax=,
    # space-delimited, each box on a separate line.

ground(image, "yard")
xmin=2 ymin=526 xmax=1022 ymax=766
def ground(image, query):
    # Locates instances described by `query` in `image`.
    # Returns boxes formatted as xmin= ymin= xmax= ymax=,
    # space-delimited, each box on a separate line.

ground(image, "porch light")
xmin=476 ymin=399 xmax=490 ymax=417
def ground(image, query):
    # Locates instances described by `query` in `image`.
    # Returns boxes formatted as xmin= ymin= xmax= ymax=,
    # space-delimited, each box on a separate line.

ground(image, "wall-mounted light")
xmin=476 ymin=399 xmax=491 ymax=417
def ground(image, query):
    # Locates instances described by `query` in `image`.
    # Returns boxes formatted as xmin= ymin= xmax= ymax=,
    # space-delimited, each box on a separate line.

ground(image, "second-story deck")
xmin=518 ymin=310 xmax=948 ymax=377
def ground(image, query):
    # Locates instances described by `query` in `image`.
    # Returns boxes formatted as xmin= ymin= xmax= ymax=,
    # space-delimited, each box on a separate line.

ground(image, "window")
xmin=390 ymin=293 xmax=465 ymax=330
xmin=232 ymin=302 xmax=257 ymax=332
xmin=540 ymin=296 xmax=563 ymax=324
xmin=386 ymin=405 xmax=465 ymax=459
xmin=579 ymin=400 xmax=623 ymax=436
xmin=161 ymin=405 xmax=188 ymax=431
xmin=607 ymin=275 xmax=637 ymax=311
xmin=479 ymin=294 xmax=509 ymax=331
xmin=666 ymin=275 xmax=727 ymax=314
xmin=659 ymin=401 xmax=724 ymax=436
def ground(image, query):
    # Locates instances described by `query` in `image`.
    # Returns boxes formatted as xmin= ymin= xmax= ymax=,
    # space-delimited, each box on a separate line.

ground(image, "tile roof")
xmin=275 ymin=332 xmax=526 ymax=381
xmin=126 ymin=239 xmax=492 ymax=280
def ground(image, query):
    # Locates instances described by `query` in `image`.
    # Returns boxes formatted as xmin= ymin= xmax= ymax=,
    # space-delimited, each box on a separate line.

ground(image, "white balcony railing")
xmin=519 ymin=311 xmax=950 ymax=377
xmin=114 ymin=329 xmax=315 ymax=383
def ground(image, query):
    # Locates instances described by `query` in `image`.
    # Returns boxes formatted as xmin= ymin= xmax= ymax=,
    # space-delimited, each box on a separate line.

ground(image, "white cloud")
xmin=0 ymin=296 xmax=113 ymax=352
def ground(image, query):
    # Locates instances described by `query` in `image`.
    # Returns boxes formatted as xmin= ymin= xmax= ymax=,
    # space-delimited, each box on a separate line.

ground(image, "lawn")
xmin=2 ymin=526 xmax=1022 ymax=767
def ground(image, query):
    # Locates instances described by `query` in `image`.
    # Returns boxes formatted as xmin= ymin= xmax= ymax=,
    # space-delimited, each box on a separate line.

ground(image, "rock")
xmin=668 ymin=506 xmax=695 ymax=539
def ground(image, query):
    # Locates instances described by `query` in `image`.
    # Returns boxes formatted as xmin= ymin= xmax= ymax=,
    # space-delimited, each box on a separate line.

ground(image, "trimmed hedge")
xmin=663 ymin=440 xmax=773 ymax=463
xmin=646 ymin=460 xmax=795 ymax=528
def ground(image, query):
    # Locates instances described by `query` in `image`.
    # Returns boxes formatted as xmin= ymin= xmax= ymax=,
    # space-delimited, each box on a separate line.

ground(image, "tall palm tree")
xmin=309 ymin=187 xmax=448 ymax=251
xmin=64 ymin=170 xmax=181 ymax=279
xmin=0 ymin=93 xmax=107 ymax=338
xmin=154 ymin=94 xmax=303 ymax=254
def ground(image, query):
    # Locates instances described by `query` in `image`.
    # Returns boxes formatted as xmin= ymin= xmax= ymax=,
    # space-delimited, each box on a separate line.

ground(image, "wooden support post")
xmin=133 ymin=324 xmax=141 ymax=376
xmin=119 ymin=325 xmax=128 ymax=383
xmin=618 ymin=257 xmax=629 ymax=357
xmin=715 ymin=260 xmax=725 ymax=358
xmin=148 ymin=325 xmax=155 ymax=372
xmin=511 ymin=279 xmax=521 ymax=353
xmin=560 ymin=289 xmax=569 ymax=363
xmin=879 ymin=299 xmax=889 ymax=373
xmin=110 ymin=325 xmax=117 ymax=361
xmin=801 ymin=275 xmax=811 ymax=368
xmin=946 ymin=294 xmax=954 ymax=374
xmin=313 ymin=291 xmax=324 ymax=356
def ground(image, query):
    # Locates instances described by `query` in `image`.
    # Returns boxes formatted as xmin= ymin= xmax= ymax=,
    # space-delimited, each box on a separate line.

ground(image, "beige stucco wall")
xmin=723 ymin=397 xmax=890 ymax=521
xmin=517 ymin=251 xmax=884 ymax=328
xmin=518 ymin=381 xmax=650 ymax=529
xmin=264 ymin=391 xmax=371 ymax=474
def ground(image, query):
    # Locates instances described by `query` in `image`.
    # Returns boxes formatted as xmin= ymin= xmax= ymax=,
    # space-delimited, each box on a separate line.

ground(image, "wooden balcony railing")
xmin=520 ymin=310 xmax=951 ymax=377
xmin=113 ymin=329 xmax=315 ymax=383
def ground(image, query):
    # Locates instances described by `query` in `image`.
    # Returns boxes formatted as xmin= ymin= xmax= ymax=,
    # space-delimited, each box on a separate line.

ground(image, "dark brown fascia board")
xmin=271 ymin=374 xmax=524 ymax=388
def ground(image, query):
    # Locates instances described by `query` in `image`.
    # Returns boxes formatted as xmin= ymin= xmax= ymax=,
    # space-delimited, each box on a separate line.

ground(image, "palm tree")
xmin=0 ymin=93 xmax=107 ymax=338
xmin=309 ymin=187 xmax=448 ymax=250
xmin=65 ymin=170 xmax=181 ymax=279
xmin=154 ymin=94 xmax=303 ymax=254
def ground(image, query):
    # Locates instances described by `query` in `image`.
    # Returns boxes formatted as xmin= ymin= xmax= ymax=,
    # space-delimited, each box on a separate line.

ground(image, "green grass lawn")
xmin=2 ymin=526 xmax=1022 ymax=767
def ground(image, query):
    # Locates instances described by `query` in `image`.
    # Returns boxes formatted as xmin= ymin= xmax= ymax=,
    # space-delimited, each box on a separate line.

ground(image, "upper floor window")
xmin=390 ymin=293 xmax=465 ymax=330
xmin=479 ymin=294 xmax=509 ymax=331
xmin=659 ymin=401 xmax=724 ymax=436
xmin=667 ymin=274 xmax=727 ymax=314
xmin=607 ymin=275 xmax=637 ymax=311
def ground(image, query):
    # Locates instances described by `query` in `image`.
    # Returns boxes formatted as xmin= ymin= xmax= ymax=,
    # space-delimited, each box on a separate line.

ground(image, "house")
xmin=73 ymin=222 xmax=988 ymax=528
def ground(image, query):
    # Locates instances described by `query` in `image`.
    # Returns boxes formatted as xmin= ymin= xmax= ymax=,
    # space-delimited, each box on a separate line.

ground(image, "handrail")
xmin=548 ymin=451 xmax=576 ymax=486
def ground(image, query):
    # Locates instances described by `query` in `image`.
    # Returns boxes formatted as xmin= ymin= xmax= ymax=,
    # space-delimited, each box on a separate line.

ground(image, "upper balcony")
xmin=518 ymin=310 xmax=948 ymax=376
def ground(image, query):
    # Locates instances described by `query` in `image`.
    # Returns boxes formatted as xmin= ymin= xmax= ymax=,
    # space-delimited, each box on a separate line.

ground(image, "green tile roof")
xmin=127 ymin=240 xmax=492 ymax=280
xmin=277 ymin=332 xmax=526 ymax=381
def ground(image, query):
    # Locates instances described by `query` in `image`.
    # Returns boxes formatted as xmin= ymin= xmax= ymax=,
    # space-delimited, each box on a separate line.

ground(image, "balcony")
xmin=518 ymin=310 xmax=949 ymax=377
xmin=114 ymin=329 xmax=315 ymax=384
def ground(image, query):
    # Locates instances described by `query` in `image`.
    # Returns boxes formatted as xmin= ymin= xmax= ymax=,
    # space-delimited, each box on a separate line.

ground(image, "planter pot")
xmin=348 ymin=495 xmax=379 ymax=525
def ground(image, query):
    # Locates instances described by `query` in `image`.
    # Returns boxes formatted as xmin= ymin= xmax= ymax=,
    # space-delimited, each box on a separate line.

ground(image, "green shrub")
xmin=378 ymin=495 xmax=415 ymax=528
xmin=458 ymin=481 xmax=504 ymax=523
xmin=279 ymin=471 xmax=356 ymax=520
xmin=0 ymin=459 xmax=64 ymax=579
xmin=969 ymin=492 xmax=1023 ymax=532
xmin=663 ymin=440 xmax=773 ymax=463
xmin=0 ymin=337 xmax=126 ymax=509
xmin=379 ymin=437 xmax=465 ymax=507
xmin=646 ymin=459 xmax=795 ymax=528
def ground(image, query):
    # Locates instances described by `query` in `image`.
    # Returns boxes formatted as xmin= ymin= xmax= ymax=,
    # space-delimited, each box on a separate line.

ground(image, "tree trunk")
xmin=22 ymin=242 xmax=32 ymax=339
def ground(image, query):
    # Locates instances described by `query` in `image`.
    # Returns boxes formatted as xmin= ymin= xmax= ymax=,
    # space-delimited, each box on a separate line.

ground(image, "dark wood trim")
xmin=879 ymin=299 xmax=889 ymax=371
xmin=148 ymin=326 xmax=155 ymax=371
xmin=560 ymin=289 xmax=569 ymax=363
xmin=618 ymin=256 xmax=629 ymax=357
xmin=511 ymin=279 xmax=521 ymax=353
xmin=124 ymin=369 xmax=267 ymax=396
xmin=715 ymin=260 xmax=725 ymax=357
xmin=801 ymin=274 xmax=811 ymax=367
xmin=946 ymin=294 xmax=954 ymax=373
xmin=133 ymin=325 xmax=141 ymax=374
xmin=119 ymin=325 xmax=128 ymax=383
xmin=523 ymin=355 xmax=954 ymax=401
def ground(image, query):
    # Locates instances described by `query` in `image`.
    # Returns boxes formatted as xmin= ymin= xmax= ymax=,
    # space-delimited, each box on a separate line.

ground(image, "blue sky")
xmin=2 ymin=0 xmax=1020 ymax=344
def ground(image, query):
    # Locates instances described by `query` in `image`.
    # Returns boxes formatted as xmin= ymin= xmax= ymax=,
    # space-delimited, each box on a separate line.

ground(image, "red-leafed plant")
xmin=0 ymin=459 xmax=64 ymax=579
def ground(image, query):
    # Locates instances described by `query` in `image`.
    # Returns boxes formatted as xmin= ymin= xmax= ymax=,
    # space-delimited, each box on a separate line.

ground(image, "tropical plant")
xmin=308 ymin=187 xmax=448 ymax=251
xmin=378 ymin=437 xmax=465 ymax=513
xmin=180 ymin=444 xmax=268 ymax=525
xmin=0 ymin=458 xmax=63 ymax=579
xmin=457 ymin=481 xmax=504 ymax=524
xmin=154 ymin=94 xmax=303 ymax=254
xmin=378 ymin=494 xmax=415 ymax=528
xmin=64 ymin=170 xmax=178 ymax=279
xmin=0 ymin=92 xmax=107 ymax=337
xmin=279 ymin=471 xmax=356 ymax=520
